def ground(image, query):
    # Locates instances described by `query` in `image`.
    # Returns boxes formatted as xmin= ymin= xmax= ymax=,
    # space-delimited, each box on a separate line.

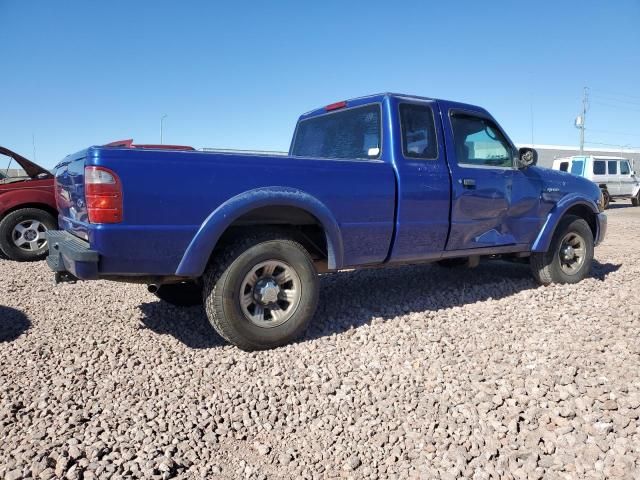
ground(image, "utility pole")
xmin=160 ymin=114 xmax=168 ymax=144
xmin=575 ymin=87 xmax=589 ymax=154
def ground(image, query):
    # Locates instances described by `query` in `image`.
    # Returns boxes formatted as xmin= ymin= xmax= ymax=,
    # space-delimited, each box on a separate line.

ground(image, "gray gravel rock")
xmin=1 ymin=208 xmax=640 ymax=478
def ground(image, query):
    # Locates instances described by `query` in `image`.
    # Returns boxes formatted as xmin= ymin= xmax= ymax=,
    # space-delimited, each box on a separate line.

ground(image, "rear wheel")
xmin=0 ymin=208 xmax=57 ymax=261
xmin=153 ymin=282 xmax=202 ymax=306
xmin=530 ymin=215 xmax=594 ymax=285
xmin=202 ymin=231 xmax=319 ymax=351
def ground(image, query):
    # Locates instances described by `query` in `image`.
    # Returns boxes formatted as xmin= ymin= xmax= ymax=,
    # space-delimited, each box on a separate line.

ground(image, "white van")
xmin=552 ymin=156 xmax=640 ymax=208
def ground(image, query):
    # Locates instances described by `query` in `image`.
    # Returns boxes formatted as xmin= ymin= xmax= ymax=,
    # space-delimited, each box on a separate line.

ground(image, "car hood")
xmin=0 ymin=146 xmax=52 ymax=179
xmin=531 ymin=166 xmax=601 ymax=204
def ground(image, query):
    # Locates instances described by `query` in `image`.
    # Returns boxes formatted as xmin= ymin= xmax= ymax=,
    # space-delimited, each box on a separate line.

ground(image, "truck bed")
xmin=54 ymin=147 xmax=396 ymax=276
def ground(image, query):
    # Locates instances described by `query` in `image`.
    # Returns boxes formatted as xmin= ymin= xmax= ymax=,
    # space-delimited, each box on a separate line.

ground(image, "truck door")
xmin=619 ymin=160 xmax=636 ymax=196
xmin=387 ymin=98 xmax=450 ymax=262
xmin=444 ymin=111 xmax=518 ymax=251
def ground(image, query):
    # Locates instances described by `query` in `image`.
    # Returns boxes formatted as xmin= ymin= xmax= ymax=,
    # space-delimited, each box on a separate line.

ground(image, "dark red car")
xmin=0 ymin=146 xmax=56 ymax=261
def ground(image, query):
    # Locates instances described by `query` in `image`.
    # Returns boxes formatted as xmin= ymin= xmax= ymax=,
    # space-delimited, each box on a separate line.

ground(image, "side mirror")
xmin=518 ymin=147 xmax=538 ymax=168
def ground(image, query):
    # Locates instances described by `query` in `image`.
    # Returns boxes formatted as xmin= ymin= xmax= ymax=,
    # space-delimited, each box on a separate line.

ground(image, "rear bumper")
xmin=595 ymin=213 xmax=607 ymax=246
xmin=46 ymin=230 xmax=99 ymax=280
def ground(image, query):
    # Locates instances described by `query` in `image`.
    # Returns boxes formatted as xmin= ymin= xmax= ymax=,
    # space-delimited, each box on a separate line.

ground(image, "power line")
xmin=590 ymin=94 xmax=640 ymax=107
xmin=586 ymin=128 xmax=639 ymax=137
xmin=590 ymin=88 xmax=640 ymax=102
xmin=590 ymin=100 xmax=640 ymax=112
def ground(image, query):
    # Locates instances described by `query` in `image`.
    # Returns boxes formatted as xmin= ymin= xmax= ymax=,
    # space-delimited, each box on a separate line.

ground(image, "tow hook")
xmin=54 ymin=271 xmax=77 ymax=285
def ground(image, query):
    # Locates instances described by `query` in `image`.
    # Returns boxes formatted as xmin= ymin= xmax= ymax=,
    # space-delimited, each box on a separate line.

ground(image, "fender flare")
xmin=175 ymin=187 xmax=344 ymax=277
xmin=531 ymin=194 xmax=600 ymax=253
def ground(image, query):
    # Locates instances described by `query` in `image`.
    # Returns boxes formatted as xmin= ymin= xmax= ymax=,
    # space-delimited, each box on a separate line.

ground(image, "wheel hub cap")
xmin=239 ymin=260 xmax=302 ymax=328
xmin=561 ymin=245 xmax=576 ymax=261
xmin=12 ymin=220 xmax=48 ymax=252
xmin=558 ymin=232 xmax=586 ymax=275
xmin=254 ymin=279 xmax=280 ymax=305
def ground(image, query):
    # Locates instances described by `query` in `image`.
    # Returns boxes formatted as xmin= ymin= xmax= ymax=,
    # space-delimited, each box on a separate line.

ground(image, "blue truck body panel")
xmin=50 ymin=93 xmax=605 ymax=281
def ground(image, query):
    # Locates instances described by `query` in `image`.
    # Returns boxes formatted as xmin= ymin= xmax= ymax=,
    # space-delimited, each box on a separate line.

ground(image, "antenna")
xmin=32 ymin=132 xmax=37 ymax=162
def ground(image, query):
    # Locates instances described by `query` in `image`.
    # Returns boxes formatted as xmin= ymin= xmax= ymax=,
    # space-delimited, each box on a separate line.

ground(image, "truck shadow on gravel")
xmin=138 ymin=302 xmax=226 ymax=349
xmin=0 ymin=305 xmax=31 ymax=343
xmin=137 ymin=259 xmax=620 ymax=349
xmin=303 ymin=259 xmax=620 ymax=342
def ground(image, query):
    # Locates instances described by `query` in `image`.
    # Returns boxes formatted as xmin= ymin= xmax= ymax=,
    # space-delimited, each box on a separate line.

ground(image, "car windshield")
xmin=570 ymin=160 xmax=585 ymax=176
xmin=291 ymin=104 xmax=381 ymax=160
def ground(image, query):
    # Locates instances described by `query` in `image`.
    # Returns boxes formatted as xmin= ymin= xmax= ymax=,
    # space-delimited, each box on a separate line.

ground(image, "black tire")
xmin=632 ymin=191 xmax=640 ymax=207
xmin=437 ymin=258 xmax=468 ymax=268
xmin=602 ymin=189 xmax=610 ymax=210
xmin=0 ymin=208 xmax=57 ymax=261
xmin=202 ymin=231 xmax=319 ymax=351
xmin=530 ymin=215 xmax=594 ymax=285
xmin=154 ymin=282 xmax=202 ymax=306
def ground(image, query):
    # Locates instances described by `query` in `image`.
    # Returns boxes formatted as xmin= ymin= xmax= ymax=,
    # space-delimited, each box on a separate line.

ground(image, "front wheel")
xmin=632 ymin=191 xmax=640 ymax=207
xmin=530 ymin=215 xmax=594 ymax=285
xmin=202 ymin=232 xmax=319 ymax=351
xmin=0 ymin=208 xmax=57 ymax=261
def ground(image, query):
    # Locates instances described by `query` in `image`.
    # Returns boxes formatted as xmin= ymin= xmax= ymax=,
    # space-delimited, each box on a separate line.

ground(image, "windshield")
xmin=570 ymin=159 xmax=585 ymax=176
xmin=291 ymin=104 xmax=381 ymax=160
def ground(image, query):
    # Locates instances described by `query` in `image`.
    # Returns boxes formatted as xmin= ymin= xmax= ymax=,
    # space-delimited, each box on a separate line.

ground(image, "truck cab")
xmin=47 ymin=93 xmax=607 ymax=350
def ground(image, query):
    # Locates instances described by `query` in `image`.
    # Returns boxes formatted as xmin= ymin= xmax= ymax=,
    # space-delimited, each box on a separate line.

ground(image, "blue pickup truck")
xmin=47 ymin=93 xmax=606 ymax=350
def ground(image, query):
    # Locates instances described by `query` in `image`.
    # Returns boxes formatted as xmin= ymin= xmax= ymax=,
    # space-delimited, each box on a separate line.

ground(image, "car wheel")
xmin=153 ymin=282 xmax=202 ymax=306
xmin=202 ymin=231 xmax=319 ymax=351
xmin=602 ymin=189 xmax=611 ymax=209
xmin=0 ymin=208 xmax=57 ymax=261
xmin=632 ymin=191 xmax=640 ymax=207
xmin=530 ymin=215 xmax=594 ymax=285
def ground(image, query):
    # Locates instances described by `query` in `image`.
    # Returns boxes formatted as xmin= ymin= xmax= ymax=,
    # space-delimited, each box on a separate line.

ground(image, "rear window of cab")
xmin=291 ymin=104 xmax=381 ymax=160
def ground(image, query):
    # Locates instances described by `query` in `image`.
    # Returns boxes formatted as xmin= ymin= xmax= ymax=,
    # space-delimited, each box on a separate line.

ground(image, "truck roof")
xmin=299 ymin=92 xmax=484 ymax=120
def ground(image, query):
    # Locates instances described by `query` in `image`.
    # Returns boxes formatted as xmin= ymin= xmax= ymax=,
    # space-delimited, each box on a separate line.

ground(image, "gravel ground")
xmin=1 ymin=205 xmax=640 ymax=479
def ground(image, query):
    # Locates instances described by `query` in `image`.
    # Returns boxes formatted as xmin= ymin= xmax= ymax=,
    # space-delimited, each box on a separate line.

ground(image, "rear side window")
xmin=291 ymin=104 xmax=381 ymax=160
xmin=608 ymin=161 xmax=618 ymax=174
xmin=570 ymin=160 xmax=584 ymax=176
xmin=399 ymin=103 xmax=437 ymax=159
xmin=559 ymin=162 xmax=569 ymax=172
xmin=621 ymin=161 xmax=630 ymax=175
xmin=593 ymin=161 xmax=606 ymax=175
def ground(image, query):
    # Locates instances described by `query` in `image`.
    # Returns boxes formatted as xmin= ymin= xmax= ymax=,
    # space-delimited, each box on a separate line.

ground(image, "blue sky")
xmin=1 ymin=0 xmax=639 ymax=168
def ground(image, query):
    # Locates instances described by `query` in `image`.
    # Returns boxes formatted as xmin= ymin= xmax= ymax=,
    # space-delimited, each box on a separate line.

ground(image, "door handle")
xmin=460 ymin=178 xmax=476 ymax=188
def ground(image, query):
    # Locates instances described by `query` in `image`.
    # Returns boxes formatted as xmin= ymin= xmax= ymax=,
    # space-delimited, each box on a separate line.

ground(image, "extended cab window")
xmin=399 ymin=103 xmax=437 ymax=159
xmin=559 ymin=162 xmax=569 ymax=172
xmin=608 ymin=160 xmax=618 ymax=174
xmin=593 ymin=161 xmax=606 ymax=175
xmin=621 ymin=161 xmax=630 ymax=175
xmin=291 ymin=104 xmax=381 ymax=160
xmin=451 ymin=114 xmax=513 ymax=168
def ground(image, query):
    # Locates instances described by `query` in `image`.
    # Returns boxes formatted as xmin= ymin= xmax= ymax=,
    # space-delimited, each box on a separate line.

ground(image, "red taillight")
xmin=85 ymin=166 xmax=122 ymax=223
xmin=325 ymin=101 xmax=347 ymax=111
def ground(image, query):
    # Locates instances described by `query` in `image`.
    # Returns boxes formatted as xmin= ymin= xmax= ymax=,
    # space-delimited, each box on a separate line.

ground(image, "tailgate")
xmin=54 ymin=151 xmax=89 ymax=240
